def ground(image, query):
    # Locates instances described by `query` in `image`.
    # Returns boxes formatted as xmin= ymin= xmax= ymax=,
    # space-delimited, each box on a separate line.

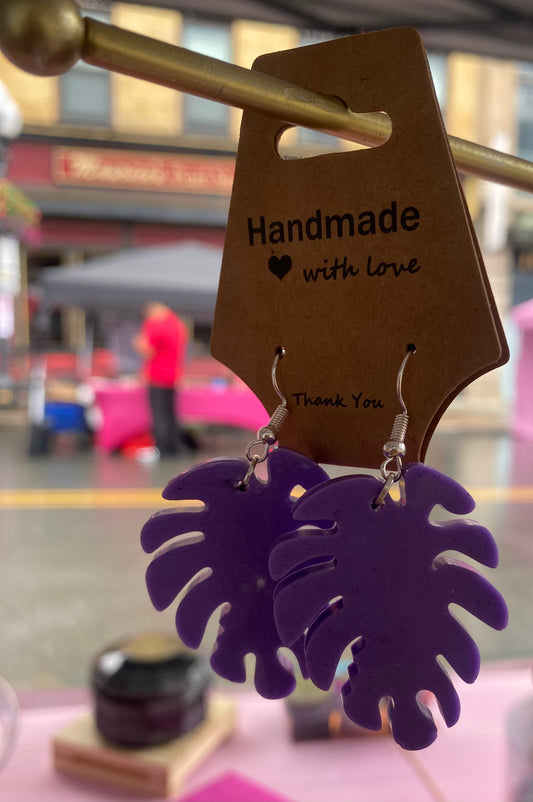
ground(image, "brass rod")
xmin=83 ymin=20 xmax=391 ymax=148
xmin=82 ymin=19 xmax=533 ymax=193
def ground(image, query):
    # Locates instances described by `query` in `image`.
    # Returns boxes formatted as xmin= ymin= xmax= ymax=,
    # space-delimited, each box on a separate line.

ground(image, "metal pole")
xmin=2 ymin=0 xmax=533 ymax=193
xmin=82 ymin=19 xmax=533 ymax=193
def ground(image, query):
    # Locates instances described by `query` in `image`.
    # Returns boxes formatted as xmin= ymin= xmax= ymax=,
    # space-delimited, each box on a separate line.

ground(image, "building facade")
xmin=1 ymin=1 xmax=532 ymax=413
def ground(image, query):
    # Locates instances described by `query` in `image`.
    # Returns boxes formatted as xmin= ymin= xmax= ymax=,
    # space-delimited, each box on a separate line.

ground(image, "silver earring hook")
xmin=272 ymin=346 xmax=287 ymax=406
xmin=396 ymin=347 xmax=413 ymax=415
xmin=373 ymin=345 xmax=415 ymax=508
xmin=239 ymin=346 xmax=288 ymax=489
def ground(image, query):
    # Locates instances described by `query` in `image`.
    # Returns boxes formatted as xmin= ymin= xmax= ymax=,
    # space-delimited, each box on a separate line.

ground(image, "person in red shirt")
xmin=133 ymin=301 xmax=189 ymax=457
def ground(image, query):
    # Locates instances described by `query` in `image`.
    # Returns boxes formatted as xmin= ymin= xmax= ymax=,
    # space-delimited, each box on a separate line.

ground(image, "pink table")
xmin=2 ymin=662 xmax=532 ymax=802
xmin=90 ymin=379 xmax=268 ymax=452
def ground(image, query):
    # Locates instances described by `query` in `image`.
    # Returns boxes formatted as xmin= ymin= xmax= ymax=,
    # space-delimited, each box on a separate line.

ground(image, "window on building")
xmin=182 ymin=21 xmax=232 ymax=136
xmin=427 ymin=52 xmax=448 ymax=114
xmin=59 ymin=8 xmax=111 ymax=126
xmin=518 ymin=64 xmax=533 ymax=164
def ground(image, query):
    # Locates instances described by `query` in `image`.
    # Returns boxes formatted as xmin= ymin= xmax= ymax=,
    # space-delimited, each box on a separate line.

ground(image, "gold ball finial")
xmin=0 ymin=0 xmax=85 ymax=77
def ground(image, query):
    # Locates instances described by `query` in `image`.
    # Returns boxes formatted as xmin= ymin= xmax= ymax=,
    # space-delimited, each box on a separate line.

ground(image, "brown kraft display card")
xmin=211 ymin=27 xmax=508 ymax=468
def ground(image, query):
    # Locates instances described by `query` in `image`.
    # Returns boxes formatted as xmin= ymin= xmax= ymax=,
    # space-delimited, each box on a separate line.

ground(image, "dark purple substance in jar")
xmin=91 ymin=632 xmax=210 ymax=747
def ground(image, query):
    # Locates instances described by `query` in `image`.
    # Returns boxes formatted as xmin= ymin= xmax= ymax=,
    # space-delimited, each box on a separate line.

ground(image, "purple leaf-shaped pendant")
xmin=270 ymin=462 xmax=508 ymax=749
xmin=141 ymin=448 xmax=328 ymax=699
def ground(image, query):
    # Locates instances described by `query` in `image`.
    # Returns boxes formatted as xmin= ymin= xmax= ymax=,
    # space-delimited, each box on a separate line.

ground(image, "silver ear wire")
xmin=257 ymin=347 xmax=288 ymax=445
xmin=373 ymin=346 xmax=415 ymax=508
xmin=239 ymin=346 xmax=288 ymax=489
xmin=272 ymin=346 xmax=287 ymax=404
xmin=383 ymin=347 xmax=413 ymax=461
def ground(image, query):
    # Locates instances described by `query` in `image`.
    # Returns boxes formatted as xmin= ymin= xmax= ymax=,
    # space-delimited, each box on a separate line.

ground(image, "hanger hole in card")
xmin=276 ymin=108 xmax=391 ymax=161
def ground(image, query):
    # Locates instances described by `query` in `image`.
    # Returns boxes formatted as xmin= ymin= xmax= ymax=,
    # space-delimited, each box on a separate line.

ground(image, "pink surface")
xmin=1 ymin=663 xmax=532 ymax=802
xmin=178 ymin=770 xmax=293 ymax=801
xmin=91 ymin=379 xmax=268 ymax=451
xmin=512 ymin=298 xmax=533 ymax=331
xmin=512 ymin=301 xmax=533 ymax=441
xmin=512 ymin=329 xmax=533 ymax=441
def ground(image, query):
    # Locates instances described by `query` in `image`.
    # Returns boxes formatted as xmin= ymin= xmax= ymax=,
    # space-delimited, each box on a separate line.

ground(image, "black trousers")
xmin=148 ymin=385 xmax=181 ymax=455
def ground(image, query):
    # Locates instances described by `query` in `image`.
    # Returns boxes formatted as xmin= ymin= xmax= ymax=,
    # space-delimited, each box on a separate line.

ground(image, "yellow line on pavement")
xmin=472 ymin=486 xmax=533 ymax=503
xmin=0 ymin=486 xmax=531 ymax=509
xmin=0 ymin=489 xmax=203 ymax=509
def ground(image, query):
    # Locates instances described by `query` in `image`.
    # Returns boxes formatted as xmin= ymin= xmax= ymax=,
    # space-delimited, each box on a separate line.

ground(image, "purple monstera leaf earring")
xmin=269 ymin=348 xmax=508 ymax=749
xmin=141 ymin=348 xmax=329 ymax=699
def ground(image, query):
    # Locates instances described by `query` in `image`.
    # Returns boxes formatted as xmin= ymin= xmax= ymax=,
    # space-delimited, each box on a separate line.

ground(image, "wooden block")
xmin=53 ymin=694 xmax=236 ymax=798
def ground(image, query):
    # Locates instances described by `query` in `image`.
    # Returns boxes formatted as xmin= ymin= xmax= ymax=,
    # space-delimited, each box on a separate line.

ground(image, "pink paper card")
xmin=178 ymin=771 xmax=292 ymax=802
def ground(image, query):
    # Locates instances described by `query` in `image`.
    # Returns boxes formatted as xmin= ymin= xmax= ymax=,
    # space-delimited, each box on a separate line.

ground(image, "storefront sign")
xmin=52 ymin=147 xmax=235 ymax=195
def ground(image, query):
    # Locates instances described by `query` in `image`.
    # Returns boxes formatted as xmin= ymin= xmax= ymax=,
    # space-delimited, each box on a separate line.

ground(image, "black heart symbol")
xmin=268 ymin=254 xmax=292 ymax=280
